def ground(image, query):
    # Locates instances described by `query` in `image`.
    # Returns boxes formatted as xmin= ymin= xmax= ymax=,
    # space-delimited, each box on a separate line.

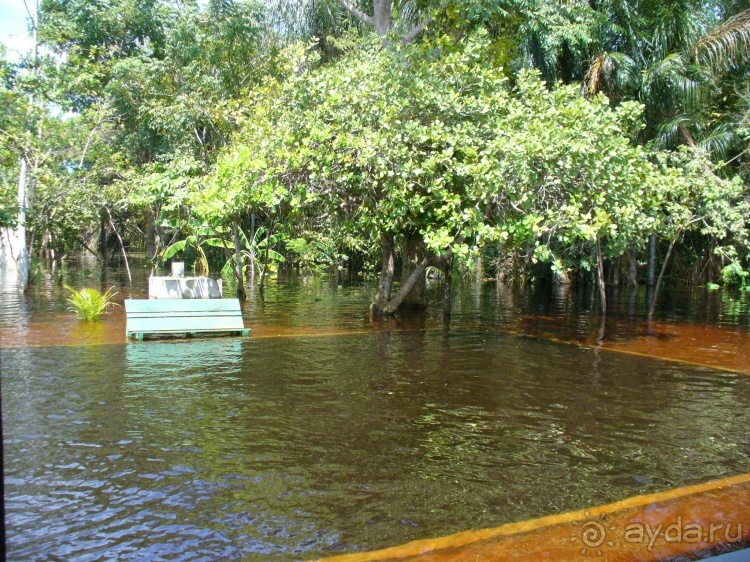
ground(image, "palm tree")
xmin=517 ymin=0 xmax=750 ymax=160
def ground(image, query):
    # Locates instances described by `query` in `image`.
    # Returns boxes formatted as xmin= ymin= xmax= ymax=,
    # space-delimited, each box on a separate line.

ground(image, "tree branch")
xmin=106 ymin=207 xmax=132 ymax=284
xmin=76 ymin=235 xmax=102 ymax=261
xmin=379 ymin=238 xmax=462 ymax=314
xmin=338 ymin=0 xmax=375 ymax=27
xmin=403 ymin=17 xmax=430 ymax=44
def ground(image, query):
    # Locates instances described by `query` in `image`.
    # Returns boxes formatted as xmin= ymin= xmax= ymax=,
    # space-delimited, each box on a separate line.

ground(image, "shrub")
xmin=64 ymin=286 xmax=119 ymax=321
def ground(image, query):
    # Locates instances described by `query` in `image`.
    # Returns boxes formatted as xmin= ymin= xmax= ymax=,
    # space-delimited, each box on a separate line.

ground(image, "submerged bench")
xmin=125 ymin=299 xmax=250 ymax=341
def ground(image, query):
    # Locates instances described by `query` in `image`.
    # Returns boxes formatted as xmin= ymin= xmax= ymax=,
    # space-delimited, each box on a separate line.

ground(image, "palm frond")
xmin=651 ymin=1 xmax=711 ymax=62
xmin=655 ymin=115 xmax=690 ymax=149
xmin=584 ymin=52 xmax=606 ymax=95
xmin=641 ymin=52 xmax=713 ymax=114
xmin=698 ymin=123 xmax=738 ymax=158
xmin=693 ymin=8 xmax=750 ymax=71
xmin=583 ymin=51 xmax=637 ymax=96
xmin=265 ymin=0 xmax=351 ymax=42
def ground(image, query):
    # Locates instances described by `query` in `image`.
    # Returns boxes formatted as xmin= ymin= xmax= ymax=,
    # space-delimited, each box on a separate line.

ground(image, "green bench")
xmin=125 ymin=298 xmax=250 ymax=341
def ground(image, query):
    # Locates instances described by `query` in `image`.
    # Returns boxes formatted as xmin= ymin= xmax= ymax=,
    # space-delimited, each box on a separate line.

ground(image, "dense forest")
xmin=1 ymin=0 xmax=749 ymax=313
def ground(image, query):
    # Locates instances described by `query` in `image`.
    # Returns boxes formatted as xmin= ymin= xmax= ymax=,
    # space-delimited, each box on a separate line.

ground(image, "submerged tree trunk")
xmin=443 ymin=255 xmax=453 ymax=317
xmin=372 ymin=233 xmax=458 ymax=316
xmin=100 ymin=211 xmax=108 ymax=261
xmin=16 ymin=157 xmax=29 ymax=291
xmin=647 ymin=233 xmax=658 ymax=286
xmin=106 ymin=208 xmax=131 ymax=284
xmin=552 ymin=264 xmax=571 ymax=285
xmin=596 ymin=239 xmax=606 ymax=315
xmin=611 ymin=257 xmax=620 ymax=287
xmin=649 ymin=238 xmax=677 ymax=318
xmin=249 ymin=212 xmax=256 ymax=281
xmin=377 ymin=253 xmax=433 ymax=314
xmin=628 ymin=248 xmax=638 ymax=286
xmin=372 ymin=233 xmax=396 ymax=313
xmin=145 ymin=212 xmax=157 ymax=262
xmin=259 ymin=220 xmax=274 ymax=292
xmin=400 ymin=231 xmax=427 ymax=310
xmin=233 ymin=218 xmax=246 ymax=301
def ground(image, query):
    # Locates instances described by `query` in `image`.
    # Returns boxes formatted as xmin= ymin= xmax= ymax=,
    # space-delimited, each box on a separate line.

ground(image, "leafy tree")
xmin=39 ymin=0 xmax=168 ymax=109
xmin=516 ymin=0 xmax=750 ymax=157
xmin=215 ymin=33 xmax=741 ymax=313
xmin=0 ymin=46 xmax=27 ymax=228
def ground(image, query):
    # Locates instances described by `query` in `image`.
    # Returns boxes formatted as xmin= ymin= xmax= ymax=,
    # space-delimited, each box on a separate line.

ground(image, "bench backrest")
xmin=125 ymin=298 xmax=245 ymax=335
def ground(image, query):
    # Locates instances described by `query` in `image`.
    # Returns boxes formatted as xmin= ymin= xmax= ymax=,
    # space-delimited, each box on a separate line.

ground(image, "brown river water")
xmin=3 ymin=262 xmax=750 ymax=560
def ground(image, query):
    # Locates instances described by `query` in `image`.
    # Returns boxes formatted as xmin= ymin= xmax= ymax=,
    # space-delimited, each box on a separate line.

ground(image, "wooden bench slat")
xmin=127 ymin=312 xmax=241 ymax=319
xmin=125 ymin=299 xmax=240 ymax=313
xmin=125 ymin=298 xmax=248 ymax=340
xmin=128 ymin=316 xmax=244 ymax=331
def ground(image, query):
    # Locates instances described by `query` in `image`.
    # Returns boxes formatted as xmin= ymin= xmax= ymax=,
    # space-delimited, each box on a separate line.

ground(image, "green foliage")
xmin=4 ymin=0 xmax=749 ymax=302
xmin=515 ymin=0 xmax=750 ymax=162
xmin=39 ymin=0 xmax=168 ymax=107
xmin=284 ymin=234 xmax=347 ymax=273
xmin=0 ymin=46 xmax=29 ymax=228
xmin=220 ymin=33 xmax=514 ymax=258
xmin=222 ymin=32 xmax=739 ymax=283
xmin=159 ymin=220 xmax=226 ymax=275
xmin=64 ymin=285 xmax=119 ymax=321
xmin=219 ymin=225 xmax=286 ymax=278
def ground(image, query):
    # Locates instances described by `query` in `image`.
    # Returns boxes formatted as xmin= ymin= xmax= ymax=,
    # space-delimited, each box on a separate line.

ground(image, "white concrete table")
xmin=148 ymin=276 xmax=223 ymax=299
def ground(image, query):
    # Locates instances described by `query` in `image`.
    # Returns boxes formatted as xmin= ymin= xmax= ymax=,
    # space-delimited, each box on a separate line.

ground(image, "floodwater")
xmin=3 ymin=262 xmax=750 ymax=560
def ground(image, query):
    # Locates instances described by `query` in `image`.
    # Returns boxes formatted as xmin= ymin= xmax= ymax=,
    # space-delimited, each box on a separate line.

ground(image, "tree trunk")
xmin=16 ymin=156 xmax=29 ymax=291
xmin=372 ymin=233 xmax=396 ymax=313
xmin=259 ymin=220 xmax=274 ymax=292
xmin=401 ymin=231 xmax=427 ymax=310
xmin=647 ymin=233 xmax=657 ymax=286
xmin=372 ymin=231 xmax=459 ymax=315
xmin=145 ymin=213 xmax=157 ymax=262
xmin=233 ymin=218 xmax=246 ymax=301
xmin=648 ymin=238 xmax=676 ymax=318
xmin=100 ymin=212 xmax=108 ymax=261
xmin=338 ymin=0 xmax=427 ymax=43
xmin=611 ymin=257 xmax=619 ymax=287
xmin=249 ymin=212 xmax=256 ymax=280
xmin=552 ymin=264 xmax=570 ymax=285
xmin=107 ymin=208 xmax=131 ymax=284
xmin=373 ymin=247 xmax=456 ymax=315
xmin=443 ymin=255 xmax=453 ymax=317
xmin=378 ymin=253 xmax=433 ymax=314
xmin=373 ymin=0 xmax=394 ymax=36
xmin=596 ymin=239 xmax=606 ymax=315
xmin=43 ymin=229 xmax=53 ymax=262
xmin=628 ymin=248 xmax=638 ymax=286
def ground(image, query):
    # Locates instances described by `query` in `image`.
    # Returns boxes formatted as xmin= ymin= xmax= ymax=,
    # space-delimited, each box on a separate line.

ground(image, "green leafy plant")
xmin=220 ymin=225 xmax=286 ymax=278
xmin=159 ymin=220 xmax=219 ymax=275
xmin=64 ymin=286 xmax=119 ymax=321
xmin=284 ymin=234 xmax=346 ymax=274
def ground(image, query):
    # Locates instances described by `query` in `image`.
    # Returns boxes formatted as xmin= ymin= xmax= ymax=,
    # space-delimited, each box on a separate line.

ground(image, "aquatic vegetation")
xmin=64 ymin=286 xmax=119 ymax=321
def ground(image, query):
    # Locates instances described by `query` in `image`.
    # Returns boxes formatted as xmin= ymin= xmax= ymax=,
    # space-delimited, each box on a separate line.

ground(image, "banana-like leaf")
xmin=221 ymin=259 xmax=235 ymax=277
xmin=204 ymin=237 xmax=234 ymax=249
xmin=161 ymin=239 xmax=187 ymax=260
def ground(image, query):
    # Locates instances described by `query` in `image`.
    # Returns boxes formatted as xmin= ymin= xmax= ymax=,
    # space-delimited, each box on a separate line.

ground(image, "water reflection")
xmin=125 ymin=339 xmax=245 ymax=381
xmin=3 ymin=265 xmax=750 ymax=560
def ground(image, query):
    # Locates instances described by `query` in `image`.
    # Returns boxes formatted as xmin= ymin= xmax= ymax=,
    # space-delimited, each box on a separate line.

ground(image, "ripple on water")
xmin=3 ymin=273 xmax=750 ymax=559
